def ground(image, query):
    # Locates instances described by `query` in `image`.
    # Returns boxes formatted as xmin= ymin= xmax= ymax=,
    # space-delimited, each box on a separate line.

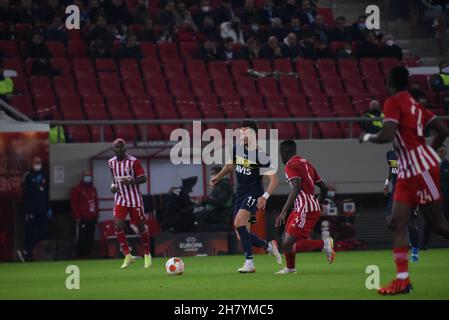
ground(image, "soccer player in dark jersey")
xmin=360 ymin=66 xmax=449 ymax=295
xmin=385 ymin=149 xmax=420 ymax=262
xmin=210 ymin=120 xmax=282 ymax=273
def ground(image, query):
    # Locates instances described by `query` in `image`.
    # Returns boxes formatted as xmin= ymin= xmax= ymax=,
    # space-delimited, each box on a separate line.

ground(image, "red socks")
xmin=296 ymin=239 xmax=324 ymax=252
xmin=116 ymin=231 xmax=130 ymax=255
xmin=140 ymin=230 xmax=151 ymax=255
xmin=285 ymin=252 xmax=296 ymax=269
xmin=393 ymin=247 xmax=409 ymax=279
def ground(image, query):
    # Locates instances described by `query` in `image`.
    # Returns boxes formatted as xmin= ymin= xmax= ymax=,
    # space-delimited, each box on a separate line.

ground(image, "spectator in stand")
xmin=287 ymin=16 xmax=305 ymax=40
xmin=87 ymin=15 xmax=115 ymax=48
xmin=14 ymin=0 xmax=37 ymax=24
xmin=193 ymin=0 xmax=214 ymax=27
xmin=88 ymin=39 xmax=114 ymax=59
xmin=139 ymin=19 xmax=157 ymax=42
xmin=199 ymin=15 xmax=220 ymax=42
xmin=88 ymin=0 xmax=102 ymax=24
xmin=259 ymin=0 xmax=279 ymax=25
xmin=240 ymin=0 xmax=260 ymax=25
xmin=103 ymin=0 xmax=131 ymax=25
xmin=281 ymin=32 xmax=301 ymax=59
xmin=0 ymin=60 xmax=14 ymax=101
xmin=335 ymin=42 xmax=355 ymax=59
xmin=218 ymin=36 xmax=244 ymax=60
xmin=314 ymin=39 xmax=332 ymax=59
xmin=313 ymin=14 xmax=329 ymax=44
xmin=300 ymin=32 xmax=316 ymax=59
xmin=244 ymin=18 xmax=265 ymax=42
xmin=132 ymin=0 xmax=150 ymax=25
xmin=175 ymin=18 xmax=199 ymax=43
xmin=213 ymin=0 xmax=235 ymax=25
xmin=259 ymin=35 xmax=283 ymax=59
xmin=175 ymin=2 xmax=196 ymax=28
xmin=38 ymin=0 xmax=64 ymax=24
xmin=430 ymin=60 xmax=449 ymax=92
xmin=266 ymin=17 xmax=287 ymax=42
xmin=356 ymin=31 xmax=380 ymax=59
xmin=158 ymin=24 xmax=174 ymax=43
xmin=277 ymin=0 xmax=300 ymax=24
xmin=379 ymin=34 xmax=403 ymax=60
xmin=117 ymin=32 xmax=143 ymax=60
xmin=24 ymin=32 xmax=52 ymax=59
xmin=350 ymin=14 xmax=368 ymax=42
xmin=220 ymin=17 xmax=245 ymax=45
xmin=244 ymin=36 xmax=262 ymax=59
xmin=299 ymin=0 xmax=316 ymax=27
xmin=329 ymin=16 xmax=352 ymax=42
xmin=113 ymin=23 xmax=128 ymax=43
xmin=156 ymin=0 xmax=177 ymax=28
xmin=195 ymin=39 xmax=219 ymax=62
xmin=44 ymin=16 xmax=68 ymax=44
xmin=70 ymin=169 xmax=99 ymax=259
xmin=360 ymin=99 xmax=384 ymax=133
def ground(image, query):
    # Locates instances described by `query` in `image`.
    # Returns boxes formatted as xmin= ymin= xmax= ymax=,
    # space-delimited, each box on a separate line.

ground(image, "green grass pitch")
xmin=1 ymin=249 xmax=449 ymax=300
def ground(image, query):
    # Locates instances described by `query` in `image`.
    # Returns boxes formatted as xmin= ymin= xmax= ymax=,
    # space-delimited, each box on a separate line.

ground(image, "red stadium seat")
xmin=107 ymin=96 xmax=133 ymax=119
xmin=164 ymin=60 xmax=186 ymax=79
xmin=12 ymin=76 xmax=29 ymax=94
xmin=286 ymin=95 xmax=309 ymax=116
xmin=235 ymin=77 xmax=257 ymax=97
xmin=213 ymin=77 xmax=236 ymax=96
xmin=273 ymin=59 xmax=293 ymax=73
xmin=208 ymin=61 xmax=230 ymax=79
xmin=175 ymin=96 xmax=202 ymax=118
xmin=365 ymin=77 xmax=388 ymax=96
xmin=66 ymin=125 xmax=90 ymax=142
xmin=76 ymin=75 xmax=100 ymax=97
xmin=34 ymin=95 xmax=60 ymax=119
xmin=159 ymin=124 xmax=182 ymax=140
xmin=252 ymin=59 xmax=272 ymax=73
xmin=3 ymin=58 xmax=24 ymax=77
xmin=409 ymin=74 xmax=430 ymax=92
xmin=113 ymin=125 xmax=138 ymax=142
xmin=360 ymin=58 xmax=381 ymax=78
xmin=158 ymin=42 xmax=179 ymax=61
xmin=197 ymin=95 xmax=224 ymax=118
xmin=402 ymin=58 xmax=421 ymax=68
xmin=317 ymin=7 xmax=335 ymax=25
xmin=83 ymin=96 xmax=109 ymax=120
xmin=129 ymin=96 xmax=155 ymax=119
xmin=351 ymin=93 xmax=372 ymax=115
xmin=343 ymin=77 xmax=366 ymax=95
xmin=95 ymin=59 xmax=117 ymax=72
xmin=330 ymin=41 xmax=346 ymax=54
xmin=318 ymin=123 xmax=344 ymax=139
xmin=242 ymin=95 xmax=269 ymax=117
xmin=300 ymin=77 xmax=322 ymax=95
xmin=272 ymin=123 xmax=297 ymax=139
xmin=153 ymin=95 xmax=178 ymax=118
xmin=169 ymin=77 xmax=192 ymax=96
xmin=0 ymin=40 xmax=19 ymax=57
xmin=136 ymin=124 xmax=163 ymax=141
xmin=141 ymin=58 xmax=164 ymax=78
xmin=59 ymin=95 xmax=85 ymax=120
xmin=338 ymin=59 xmax=360 ymax=79
xmin=296 ymin=123 xmax=320 ymax=139
xmin=68 ymin=41 xmax=87 ymax=58
xmin=54 ymin=76 xmax=77 ymax=97
xmin=123 ymin=77 xmax=146 ymax=97
xmin=9 ymin=96 xmax=34 ymax=117
xmin=379 ymin=58 xmax=400 ymax=76
xmin=119 ymin=59 xmax=141 ymax=79
xmin=141 ymin=42 xmax=157 ymax=59
xmin=330 ymin=94 xmax=355 ymax=116
xmin=67 ymin=29 xmax=82 ymax=41
xmin=89 ymin=125 xmax=115 ymax=142
xmin=145 ymin=77 xmax=169 ymax=97
xmin=257 ymin=77 xmax=279 ymax=97
xmin=51 ymin=58 xmax=71 ymax=77
xmin=191 ymin=78 xmax=213 ymax=96
xmin=219 ymin=94 xmax=245 ymax=118
xmin=279 ymin=77 xmax=302 ymax=96
xmin=185 ymin=59 xmax=208 ymax=79
xmin=98 ymin=73 xmax=123 ymax=96
xmin=30 ymin=76 xmax=52 ymax=96
xmin=46 ymin=41 xmax=65 ymax=58
xmin=265 ymin=95 xmax=289 ymax=115
xmin=72 ymin=58 xmax=94 ymax=78
xmin=308 ymin=95 xmax=333 ymax=117
xmin=295 ymin=59 xmax=318 ymax=79
xmin=180 ymin=42 xmax=198 ymax=60
xmin=230 ymin=60 xmax=250 ymax=78
xmin=322 ymin=77 xmax=345 ymax=96
xmin=316 ymin=59 xmax=338 ymax=78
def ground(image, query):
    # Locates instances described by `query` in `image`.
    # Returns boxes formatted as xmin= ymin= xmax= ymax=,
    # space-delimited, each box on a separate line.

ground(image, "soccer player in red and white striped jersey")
xmin=360 ymin=66 xmax=449 ymax=295
xmin=275 ymin=140 xmax=335 ymax=274
xmin=109 ymin=139 xmax=152 ymax=269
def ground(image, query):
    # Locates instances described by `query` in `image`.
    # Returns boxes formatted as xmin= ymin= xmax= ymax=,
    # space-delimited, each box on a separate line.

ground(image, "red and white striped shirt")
xmin=285 ymin=155 xmax=322 ymax=214
xmin=383 ymin=91 xmax=441 ymax=179
xmin=108 ymin=154 xmax=145 ymax=208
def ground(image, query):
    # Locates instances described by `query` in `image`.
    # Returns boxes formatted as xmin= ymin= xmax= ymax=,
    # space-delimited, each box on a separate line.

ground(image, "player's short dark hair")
xmin=280 ymin=140 xmax=297 ymax=153
xmin=389 ymin=66 xmax=409 ymax=91
xmin=241 ymin=119 xmax=258 ymax=133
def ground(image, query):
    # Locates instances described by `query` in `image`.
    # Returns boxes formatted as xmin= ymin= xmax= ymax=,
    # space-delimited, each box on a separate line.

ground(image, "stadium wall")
xmin=49 ymin=139 xmax=415 ymax=201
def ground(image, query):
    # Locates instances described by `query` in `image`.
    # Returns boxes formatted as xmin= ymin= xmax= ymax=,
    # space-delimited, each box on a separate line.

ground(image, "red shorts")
xmin=394 ymin=165 xmax=442 ymax=208
xmin=285 ymin=210 xmax=321 ymax=240
xmin=113 ymin=205 xmax=145 ymax=224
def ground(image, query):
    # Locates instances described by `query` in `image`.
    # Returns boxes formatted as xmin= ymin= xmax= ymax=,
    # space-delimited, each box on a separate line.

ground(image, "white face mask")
xmin=251 ymin=24 xmax=259 ymax=32
xmin=442 ymin=67 xmax=449 ymax=74
xmin=83 ymin=176 xmax=92 ymax=184
xmin=386 ymin=40 xmax=394 ymax=46
xmin=345 ymin=49 xmax=352 ymax=54
xmin=202 ymin=6 xmax=210 ymax=12
xmin=327 ymin=191 xmax=335 ymax=198
xmin=33 ymin=164 xmax=42 ymax=171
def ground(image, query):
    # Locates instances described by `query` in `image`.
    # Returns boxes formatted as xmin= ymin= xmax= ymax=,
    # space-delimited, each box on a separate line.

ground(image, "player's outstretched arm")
xmin=427 ymin=118 xmax=449 ymax=150
xmin=276 ymin=177 xmax=300 ymax=226
xmin=257 ymin=173 xmax=279 ymax=209
xmin=359 ymin=121 xmax=397 ymax=144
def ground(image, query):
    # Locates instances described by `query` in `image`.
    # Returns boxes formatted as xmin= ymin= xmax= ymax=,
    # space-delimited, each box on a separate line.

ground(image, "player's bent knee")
xmin=114 ymin=220 xmax=124 ymax=231
xmin=137 ymin=222 xmax=146 ymax=234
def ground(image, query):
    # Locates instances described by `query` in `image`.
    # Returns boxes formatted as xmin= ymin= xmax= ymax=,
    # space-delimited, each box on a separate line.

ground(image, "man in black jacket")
xmin=17 ymin=156 xmax=51 ymax=262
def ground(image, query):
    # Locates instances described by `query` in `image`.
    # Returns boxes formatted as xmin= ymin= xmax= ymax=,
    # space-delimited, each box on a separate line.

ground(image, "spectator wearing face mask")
xmin=193 ymin=0 xmax=214 ymax=27
xmin=361 ymin=99 xmax=384 ymax=133
xmin=281 ymin=33 xmax=301 ymax=59
xmin=430 ymin=60 xmax=449 ymax=93
xmin=350 ymin=15 xmax=368 ymax=42
xmin=71 ymin=170 xmax=99 ymax=259
xmin=335 ymin=42 xmax=354 ymax=59
xmin=0 ymin=60 xmax=14 ymax=101
xmin=17 ymin=156 xmax=51 ymax=262
xmin=244 ymin=18 xmax=265 ymax=42
xmin=220 ymin=17 xmax=245 ymax=45
xmin=379 ymin=34 xmax=403 ymax=60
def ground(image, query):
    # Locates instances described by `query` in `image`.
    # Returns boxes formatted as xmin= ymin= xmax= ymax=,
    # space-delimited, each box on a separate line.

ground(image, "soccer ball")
xmin=165 ymin=257 xmax=184 ymax=275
